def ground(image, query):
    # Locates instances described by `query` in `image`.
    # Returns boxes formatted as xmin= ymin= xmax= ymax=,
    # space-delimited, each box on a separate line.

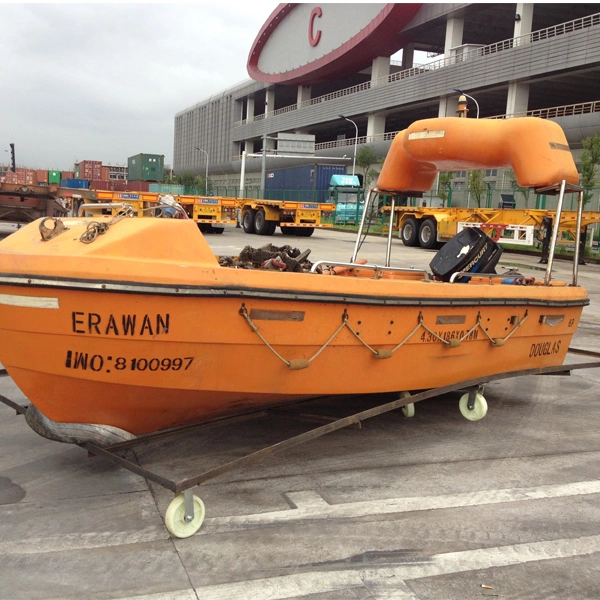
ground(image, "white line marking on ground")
xmin=285 ymin=490 xmax=330 ymax=509
xmin=203 ymin=480 xmax=600 ymax=534
xmin=0 ymin=526 xmax=168 ymax=555
xmin=118 ymin=591 xmax=197 ymax=600
xmin=196 ymin=534 xmax=600 ymax=600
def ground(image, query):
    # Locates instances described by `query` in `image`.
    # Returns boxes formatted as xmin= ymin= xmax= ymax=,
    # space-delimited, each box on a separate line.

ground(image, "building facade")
xmin=173 ymin=3 xmax=600 ymax=206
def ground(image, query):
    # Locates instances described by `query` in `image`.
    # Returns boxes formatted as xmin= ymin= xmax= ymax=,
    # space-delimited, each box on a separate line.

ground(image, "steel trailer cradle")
xmin=1 ymin=349 xmax=600 ymax=537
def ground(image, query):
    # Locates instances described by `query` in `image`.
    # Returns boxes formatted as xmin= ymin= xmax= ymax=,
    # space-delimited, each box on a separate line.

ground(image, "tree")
xmin=356 ymin=145 xmax=382 ymax=192
xmin=175 ymin=172 xmax=197 ymax=187
xmin=437 ymin=172 xmax=454 ymax=207
xmin=580 ymin=134 xmax=600 ymax=206
xmin=468 ymin=170 xmax=486 ymax=208
xmin=172 ymin=172 xmax=209 ymax=193
xmin=506 ymin=169 xmax=531 ymax=208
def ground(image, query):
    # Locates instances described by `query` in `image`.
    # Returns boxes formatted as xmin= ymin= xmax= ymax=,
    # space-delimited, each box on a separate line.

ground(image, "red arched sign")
xmin=247 ymin=3 xmax=423 ymax=85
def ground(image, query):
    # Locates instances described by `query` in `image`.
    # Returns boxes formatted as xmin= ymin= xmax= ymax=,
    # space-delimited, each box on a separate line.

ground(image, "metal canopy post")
xmin=572 ymin=189 xmax=585 ymax=286
xmin=544 ymin=180 xmax=567 ymax=285
xmin=385 ymin=195 xmax=397 ymax=267
xmin=351 ymin=188 xmax=373 ymax=262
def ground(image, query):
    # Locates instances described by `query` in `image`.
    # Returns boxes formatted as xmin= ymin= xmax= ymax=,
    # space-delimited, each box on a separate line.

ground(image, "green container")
xmin=127 ymin=153 xmax=165 ymax=182
xmin=48 ymin=170 xmax=61 ymax=184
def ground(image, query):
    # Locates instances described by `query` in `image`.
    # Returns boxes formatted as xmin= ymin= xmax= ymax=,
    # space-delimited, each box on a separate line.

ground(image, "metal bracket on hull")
xmin=24 ymin=404 xmax=136 ymax=447
xmin=39 ymin=217 xmax=69 ymax=241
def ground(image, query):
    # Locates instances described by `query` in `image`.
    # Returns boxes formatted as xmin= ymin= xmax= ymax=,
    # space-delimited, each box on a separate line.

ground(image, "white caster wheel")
xmin=459 ymin=392 xmax=488 ymax=421
xmin=399 ymin=391 xmax=415 ymax=418
xmin=165 ymin=493 xmax=206 ymax=538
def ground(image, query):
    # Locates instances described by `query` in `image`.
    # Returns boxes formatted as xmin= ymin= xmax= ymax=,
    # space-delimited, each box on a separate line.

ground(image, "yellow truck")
xmin=381 ymin=205 xmax=600 ymax=250
xmin=237 ymin=198 xmax=335 ymax=237
xmin=79 ymin=190 xmax=334 ymax=237
xmin=79 ymin=191 xmax=236 ymax=233
xmin=176 ymin=195 xmax=237 ymax=234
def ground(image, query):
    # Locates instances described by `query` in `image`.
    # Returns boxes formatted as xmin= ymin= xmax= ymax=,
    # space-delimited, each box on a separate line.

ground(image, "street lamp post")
xmin=452 ymin=88 xmax=479 ymax=119
xmin=339 ymin=114 xmax=358 ymax=176
xmin=195 ymin=147 xmax=209 ymax=194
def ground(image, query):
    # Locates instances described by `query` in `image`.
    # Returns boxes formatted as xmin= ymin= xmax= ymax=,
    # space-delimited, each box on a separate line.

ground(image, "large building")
xmin=173 ymin=3 xmax=600 ymax=206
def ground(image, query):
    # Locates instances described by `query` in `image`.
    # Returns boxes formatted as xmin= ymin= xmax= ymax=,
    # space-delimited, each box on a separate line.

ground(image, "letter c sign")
xmin=309 ymin=7 xmax=322 ymax=47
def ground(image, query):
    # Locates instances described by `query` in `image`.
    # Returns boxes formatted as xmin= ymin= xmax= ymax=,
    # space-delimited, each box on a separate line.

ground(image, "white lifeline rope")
xmin=239 ymin=305 xmax=524 ymax=370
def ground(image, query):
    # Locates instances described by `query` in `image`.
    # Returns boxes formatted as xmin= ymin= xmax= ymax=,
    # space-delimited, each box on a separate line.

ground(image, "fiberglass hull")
xmin=0 ymin=218 xmax=588 ymax=435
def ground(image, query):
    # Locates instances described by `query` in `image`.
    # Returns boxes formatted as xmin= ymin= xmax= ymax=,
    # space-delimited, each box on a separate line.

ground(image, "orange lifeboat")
xmin=0 ymin=117 xmax=588 ymax=444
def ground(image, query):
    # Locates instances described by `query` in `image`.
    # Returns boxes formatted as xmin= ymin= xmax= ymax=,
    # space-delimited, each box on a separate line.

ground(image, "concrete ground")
xmin=1 ymin=224 xmax=600 ymax=600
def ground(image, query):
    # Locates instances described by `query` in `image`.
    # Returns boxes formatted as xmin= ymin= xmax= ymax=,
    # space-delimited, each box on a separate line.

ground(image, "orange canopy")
xmin=377 ymin=117 xmax=579 ymax=193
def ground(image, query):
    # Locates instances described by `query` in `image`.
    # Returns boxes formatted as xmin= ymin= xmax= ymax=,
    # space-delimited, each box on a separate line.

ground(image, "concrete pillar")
xmin=514 ymin=3 xmax=534 ymax=45
xmin=401 ymin=43 xmax=415 ymax=70
xmin=244 ymin=140 xmax=255 ymax=154
xmin=297 ymin=85 xmax=311 ymax=106
xmin=506 ymin=81 xmax=530 ymax=117
xmin=265 ymin=89 xmax=276 ymax=117
xmin=247 ymin=96 xmax=255 ymax=122
xmin=371 ymin=56 xmax=390 ymax=86
xmin=438 ymin=96 xmax=460 ymax=118
xmin=444 ymin=17 xmax=464 ymax=57
xmin=367 ymin=113 xmax=386 ymax=139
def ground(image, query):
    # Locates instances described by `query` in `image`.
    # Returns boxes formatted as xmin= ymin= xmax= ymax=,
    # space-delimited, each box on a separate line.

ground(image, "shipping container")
xmin=60 ymin=179 xmax=89 ymax=189
xmin=127 ymin=153 xmax=164 ymax=182
xmin=124 ymin=180 xmax=150 ymax=192
xmin=264 ymin=164 xmax=347 ymax=203
xmin=149 ymin=183 xmax=185 ymax=195
xmin=36 ymin=170 xmax=49 ymax=184
xmin=61 ymin=171 xmax=74 ymax=180
xmin=90 ymin=180 xmax=117 ymax=191
xmin=101 ymin=167 xmax=110 ymax=181
xmin=48 ymin=171 xmax=61 ymax=184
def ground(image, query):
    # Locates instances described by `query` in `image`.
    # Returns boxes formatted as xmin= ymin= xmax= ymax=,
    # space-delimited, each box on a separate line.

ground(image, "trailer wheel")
xmin=254 ymin=209 xmax=271 ymax=235
xmin=459 ymin=392 xmax=488 ymax=421
xmin=401 ymin=218 xmax=419 ymax=246
xmin=280 ymin=226 xmax=294 ymax=236
xmin=165 ymin=493 xmax=205 ymax=538
xmin=242 ymin=209 xmax=256 ymax=234
xmin=213 ymin=227 xmax=225 ymax=234
xmin=399 ymin=391 xmax=415 ymax=417
xmin=265 ymin=221 xmax=277 ymax=236
xmin=418 ymin=218 xmax=438 ymax=249
xmin=296 ymin=228 xmax=314 ymax=237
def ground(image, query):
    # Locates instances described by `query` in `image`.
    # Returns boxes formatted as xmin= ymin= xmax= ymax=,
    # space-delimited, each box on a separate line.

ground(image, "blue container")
xmin=149 ymin=184 xmax=185 ymax=195
xmin=264 ymin=164 xmax=346 ymax=203
xmin=60 ymin=179 xmax=89 ymax=189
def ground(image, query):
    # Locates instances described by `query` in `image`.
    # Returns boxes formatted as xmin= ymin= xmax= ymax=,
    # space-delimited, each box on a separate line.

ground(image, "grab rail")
xmin=310 ymin=260 xmax=429 ymax=278
xmin=449 ymin=272 xmax=527 ymax=284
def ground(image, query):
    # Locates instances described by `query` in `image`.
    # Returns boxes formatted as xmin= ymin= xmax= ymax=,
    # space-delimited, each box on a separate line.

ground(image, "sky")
xmin=1 ymin=2 xmax=279 ymax=171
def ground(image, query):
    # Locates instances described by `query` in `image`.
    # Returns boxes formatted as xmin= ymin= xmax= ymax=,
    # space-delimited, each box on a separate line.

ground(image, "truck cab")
xmin=327 ymin=175 xmax=364 ymax=225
